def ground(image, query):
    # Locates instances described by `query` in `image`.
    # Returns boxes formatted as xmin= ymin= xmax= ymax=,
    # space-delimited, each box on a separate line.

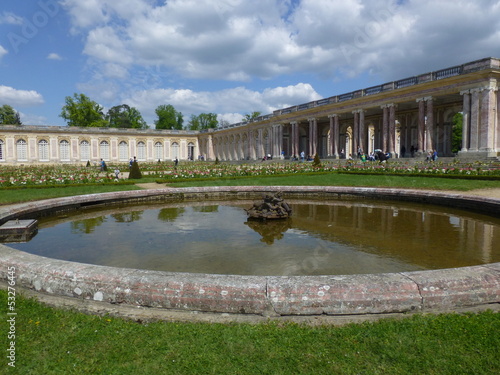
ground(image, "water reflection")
xmin=244 ymin=218 xmax=292 ymax=244
xmin=8 ymin=199 xmax=500 ymax=276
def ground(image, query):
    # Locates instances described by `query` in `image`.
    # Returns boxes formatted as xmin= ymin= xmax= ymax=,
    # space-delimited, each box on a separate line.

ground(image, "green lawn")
xmin=1 ymin=174 xmax=499 ymax=374
xmin=1 ymin=290 xmax=499 ymax=374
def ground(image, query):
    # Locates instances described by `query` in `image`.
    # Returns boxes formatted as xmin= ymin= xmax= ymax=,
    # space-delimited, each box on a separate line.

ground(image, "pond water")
xmin=8 ymin=199 xmax=500 ymax=276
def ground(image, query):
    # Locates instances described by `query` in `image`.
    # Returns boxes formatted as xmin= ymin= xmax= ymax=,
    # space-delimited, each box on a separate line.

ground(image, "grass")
xmin=166 ymin=172 xmax=500 ymax=191
xmin=0 ymin=185 xmax=143 ymax=206
xmin=1 ymin=290 xmax=499 ymax=374
xmin=0 ymin=173 xmax=499 ymax=374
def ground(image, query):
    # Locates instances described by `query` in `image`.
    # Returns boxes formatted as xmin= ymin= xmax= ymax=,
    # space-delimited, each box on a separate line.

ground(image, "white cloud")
xmin=18 ymin=112 xmax=48 ymax=125
xmin=122 ymin=82 xmax=321 ymax=126
xmin=60 ymin=0 xmax=500 ymax=126
xmin=0 ymin=45 xmax=7 ymax=59
xmin=47 ymin=53 xmax=62 ymax=60
xmin=0 ymin=11 xmax=23 ymax=25
xmin=0 ymin=85 xmax=44 ymax=107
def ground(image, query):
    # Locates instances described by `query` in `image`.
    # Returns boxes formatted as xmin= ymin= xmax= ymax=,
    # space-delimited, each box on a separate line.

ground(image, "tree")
xmin=106 ymin=104 xmax=148 ymax=129
xmin=0 ymin=104 xmax=22 ymax=125
xmin=187 ymin=114 xmax=200 ymax=130
xmin=244 ymin=111 xmax=261 ymax=122
xmin=60 ymin=93 xmax=107 ymax=127
xmin=187 ymin=113 xmax=218 ymax=130
xmin=451 ymin=112 xmax=463 ymax=154
xmin=155 ymin=104 xmax=183 ymax=130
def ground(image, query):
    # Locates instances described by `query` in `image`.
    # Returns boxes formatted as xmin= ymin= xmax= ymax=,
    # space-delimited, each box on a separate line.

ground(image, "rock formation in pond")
xmin=245 ymin=191 xmax=292 ymax=220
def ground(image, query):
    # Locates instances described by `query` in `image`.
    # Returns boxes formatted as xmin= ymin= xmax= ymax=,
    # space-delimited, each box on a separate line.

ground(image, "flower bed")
xmin=1 ymin=160 xmax=499 ymax=187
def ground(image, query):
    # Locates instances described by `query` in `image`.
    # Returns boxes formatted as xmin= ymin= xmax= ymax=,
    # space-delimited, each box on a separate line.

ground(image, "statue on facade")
xmin=245 ymin=191 xmax=292 ymax=220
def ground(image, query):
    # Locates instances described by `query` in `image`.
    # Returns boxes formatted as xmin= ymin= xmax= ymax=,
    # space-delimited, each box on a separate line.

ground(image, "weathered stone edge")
xmin=0 ymin=186 xmax=498 ymax=316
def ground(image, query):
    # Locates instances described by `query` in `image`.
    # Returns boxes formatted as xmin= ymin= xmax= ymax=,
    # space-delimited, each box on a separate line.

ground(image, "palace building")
xmin=1 ymin=57 xmax=499 ymax=165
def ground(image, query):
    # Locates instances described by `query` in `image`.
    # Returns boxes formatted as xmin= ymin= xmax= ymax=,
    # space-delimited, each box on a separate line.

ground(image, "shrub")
xmin=313 ymin=153 xmax=321 ymax=167
xmin=128 ymin=161 xmax=142 ymax=179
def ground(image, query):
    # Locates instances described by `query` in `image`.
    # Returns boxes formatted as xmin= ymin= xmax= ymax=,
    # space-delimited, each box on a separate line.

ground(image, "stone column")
xmin=417 ymin=98 xmax=425 ymax=153
xmin=460 ymin=90 xmax=471 ymax=152
xmin=359 ymin=109 xmax=366 ymax=154
xmin=352 ymin=110 xmax=359 ymax=157
xmin=425 ymin=97 xmax=434 ymax=152
xmin=207 ymin=134 xmax=214 ymax=160
xmin=290 ymin=122 xmax=298 ymax=158
xmin=388 ymin=104 xmax=397 ymax=155
xmin=479 ymin=84 xmax=497 ymax=154
xmin=308 ymin=118 xmax=318 ymax=156
xmin=470 ymin=88 xmax=480 ymax=152
xmin=258 ymin=128 xmax=264 ymax=159
xmin=381 ymin=105 xmax=389 ymax=152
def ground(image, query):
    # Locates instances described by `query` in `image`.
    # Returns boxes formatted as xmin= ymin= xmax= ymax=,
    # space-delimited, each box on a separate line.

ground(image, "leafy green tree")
xmin=60 ymin=93 xmax=107 ymax=127
xmin=451 ymin=112 xmax=463 ymax=154
xmin=187 ymin=114 xmax=200 ymax=130
xmin=187 ymin=113 xmax=218 ymax=130
xmin=0 ymin=104 xmax=22 ymax=125
xmin=107 ymin=104 xmax=148 ymax=129
xmin=244 ymin=111 xmax=261 ymax=121
xmin=155 ymin=104 xmax=183 ymax=130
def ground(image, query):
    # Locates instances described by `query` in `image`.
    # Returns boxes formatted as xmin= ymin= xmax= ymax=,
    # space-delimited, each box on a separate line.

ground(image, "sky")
xmin=1 ymin=0 xmax=500 ymax=128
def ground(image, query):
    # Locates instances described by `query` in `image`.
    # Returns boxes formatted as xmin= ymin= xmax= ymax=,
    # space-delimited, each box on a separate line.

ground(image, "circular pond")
xmin=9 ymin=198 xmax=500 ymax=276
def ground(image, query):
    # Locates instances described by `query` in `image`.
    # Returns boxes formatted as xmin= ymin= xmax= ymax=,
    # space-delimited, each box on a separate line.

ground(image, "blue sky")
xmin=1 ymin=0 xmax=499 ymax=127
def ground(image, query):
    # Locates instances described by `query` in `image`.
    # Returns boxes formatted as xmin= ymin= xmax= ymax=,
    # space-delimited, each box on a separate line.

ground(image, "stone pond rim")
xmin=0 ymin=186 xmax=499 ymax=321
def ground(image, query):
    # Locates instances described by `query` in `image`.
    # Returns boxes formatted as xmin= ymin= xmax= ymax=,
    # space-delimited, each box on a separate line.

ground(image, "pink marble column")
xmin=417 ymin=98 xmax=425 ymax=153
xmin=308 ymin=118 xmax=318 ymax=156
xmin=352 ymin=110 xmax=359 ymax=157
xmin=381 ymin=105 xmax=389 ymax=152
xmin=479 ymin=86 xmax=497 ymax=153
xmin=290 ymin=122 xmax=298 ymax=158
xmin=359 ymin=109 xmax=366 ymax=154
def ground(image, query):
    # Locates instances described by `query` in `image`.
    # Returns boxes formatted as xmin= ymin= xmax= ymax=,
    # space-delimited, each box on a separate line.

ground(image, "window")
xmin=154 ymin=142 xmax=163 ymax=160
xmin=38 ymin=140 xmax=49 ymax=161
xmin=60 ymin=140 xmax=70 ymax=161
xmin=17 ymin=139 xmax=27 ymax=161
xmin=137 ymin=141 xmax=146 ymax=161
xmin=171 ymin=142 xmax=179 ymax=160
xmin=100 ymin=141 xmax=110 ymax=161
xmin=119 ymin=141 xmax=128 ymax=161
xmin=0 ymin=139 xmax=4 ymax=161
xmin=80 ymin=140 xmax=90 ymax=161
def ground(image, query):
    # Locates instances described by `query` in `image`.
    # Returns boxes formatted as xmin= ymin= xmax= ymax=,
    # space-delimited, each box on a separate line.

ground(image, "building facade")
xmin=1 ymin=57 xmax=499 ymax=165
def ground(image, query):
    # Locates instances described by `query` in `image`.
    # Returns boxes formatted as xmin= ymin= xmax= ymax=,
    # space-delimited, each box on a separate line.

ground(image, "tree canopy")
xmin=60 ymin=93 xmax=107 ymax=127
xmin=0 ymin=104 xmax=22 ymax=125
xmin=244 ymin=111 xmax=262 ymax=121
xmin=106 ymin=104 xmax=148 ymax=129
xmin=155 ymin=104 xmax=183 ymax=130
xmin=187 ymin=113 xmax=218 ymax=130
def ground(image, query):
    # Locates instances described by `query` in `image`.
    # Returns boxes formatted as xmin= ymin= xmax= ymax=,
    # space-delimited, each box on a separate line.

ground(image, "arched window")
xmin=154 ymin=142 xmax=163 ymax=161
xmin=119 ymin=141 xmax=128 ymax=161
xmin=59 ymin=140 xmax=70 ymax=161
xmin=171 ymin=142 xmax=179 ymax=160
xmin=17 ymin=139 xmax=27 ymax=161
xmin=100 ymin=141 xmax=110 ymax=161
xmin=38 ymin=140 xmax=49 ymax=161
xmin=80 ymin=140 xmax=90 ymax=161
xmin=137 ymin=141 xmax=146 ymax=161
xmin=0 ymin=139 xmax=4 ymax=161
